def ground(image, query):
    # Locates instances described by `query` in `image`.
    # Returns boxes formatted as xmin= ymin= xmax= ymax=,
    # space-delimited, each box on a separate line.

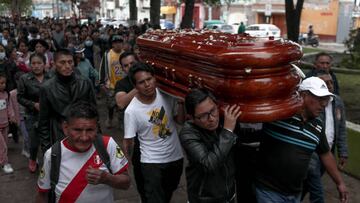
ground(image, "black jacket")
xmin=179 ymin=121 xmax=237 ymax=203
xmin=17 ymin=72 xmax=51 ymax=115
xmin=38 ymin=72 xmax=96 ymax=152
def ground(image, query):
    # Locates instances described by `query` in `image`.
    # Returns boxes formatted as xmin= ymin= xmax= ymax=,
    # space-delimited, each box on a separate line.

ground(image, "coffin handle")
xmin=188 ymin=74 xmax=194 ymax=88
xmin=164 ymin=67 xmax=169 ymax=79
xmin=197 ymin=77 xmax=203 ymax=88
xmin=171 ymin=68 xmax=176 ymax=83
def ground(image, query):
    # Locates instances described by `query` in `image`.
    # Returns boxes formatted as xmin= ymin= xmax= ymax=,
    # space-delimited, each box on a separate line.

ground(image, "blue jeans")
xmin=255 ymin=186 xmax=301 ymax=203
xmin=302 ymin=153 xmax=324 ymax=203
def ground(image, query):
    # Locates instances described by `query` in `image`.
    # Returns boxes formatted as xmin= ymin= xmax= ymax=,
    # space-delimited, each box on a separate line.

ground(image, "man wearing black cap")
xmin=99 ymin=35 xmax=124 ymax=128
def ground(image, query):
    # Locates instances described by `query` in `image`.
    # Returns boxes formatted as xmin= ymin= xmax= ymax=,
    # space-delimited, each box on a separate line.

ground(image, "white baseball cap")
xmin=299 ymin=77 xmax=334 ymax=97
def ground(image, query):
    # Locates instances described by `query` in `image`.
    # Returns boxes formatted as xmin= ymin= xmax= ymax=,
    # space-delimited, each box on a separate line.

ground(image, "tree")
xmin=78 ymin=0 xmax=100 ymax=16
xmin=129 ymin=0 xmax=137 ymax=26
xmin=285 ymin=0 xmax=305 ymax=42
xmin=150 ymin=0 xmax=161 ymax=27
xmin=180 ymin=0 xmax=195 ymax=29
xmin=0 ymin=0 xmax=32 ymax=17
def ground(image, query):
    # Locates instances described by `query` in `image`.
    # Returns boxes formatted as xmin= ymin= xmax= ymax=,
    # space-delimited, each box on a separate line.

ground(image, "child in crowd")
xmin=0 ymin=73 xmax=16 ymax=173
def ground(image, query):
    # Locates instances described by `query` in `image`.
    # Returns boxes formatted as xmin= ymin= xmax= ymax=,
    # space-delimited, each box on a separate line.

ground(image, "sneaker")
xmin=2 ymin=163 xmax=14 ymax=174
xmin=21 ymin=149 xmax=30 ymax=159
xmin=28 ymin=160 xmax=37 ymax=173
xmin=7 ymin=133 xmax=13 ymax=138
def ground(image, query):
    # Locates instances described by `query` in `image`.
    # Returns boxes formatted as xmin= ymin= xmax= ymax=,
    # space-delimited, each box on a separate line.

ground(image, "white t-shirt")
xmin=325 ymin=102 xmax=335 ymax=149
xmin=124 ymin=88 xmax=183 ymax=163
xmin=38 ymin=136 xmax=128 ymax=203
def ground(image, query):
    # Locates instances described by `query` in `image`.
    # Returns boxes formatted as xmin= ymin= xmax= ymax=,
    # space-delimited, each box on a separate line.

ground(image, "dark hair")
xmin=17 ymin=38 xmax=28 ymax=49
xmin=119 ymin=51 xmax=135 ymax=66
xmin=128 ymin=62 xmax=154 ymax=85
xmin=185 ymin=88 xmax=217 ymax=116
xmin=54 ymin=48 xmax=73 ymax=62
xmin=65 ymin=101 xmax=98 ymax=122
xmin=315 ymin=52 xmax=332 ymax=62
xmin=30 ymin=53 xmax=46 ymax=64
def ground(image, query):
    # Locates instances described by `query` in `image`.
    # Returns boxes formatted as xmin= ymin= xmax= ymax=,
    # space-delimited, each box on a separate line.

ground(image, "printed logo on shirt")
xmin=0 ymin=99 xmax=6 ymax=110
xmin=116 ymin=146 xmax=124 ymax=158
xmin=113 ymin=65 xmax=122 ymax=76
xmin=148 ymin=106 xmax=172 ymax=139
xmin=40 ymin=167 xmax=45 ymax=179
xmin=93 ymin=155 xmax=103 ymax=167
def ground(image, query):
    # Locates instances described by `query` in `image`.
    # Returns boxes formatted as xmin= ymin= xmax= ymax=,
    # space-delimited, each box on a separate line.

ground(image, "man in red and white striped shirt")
xmin=36 ymin=101 xmax=130 ymax=203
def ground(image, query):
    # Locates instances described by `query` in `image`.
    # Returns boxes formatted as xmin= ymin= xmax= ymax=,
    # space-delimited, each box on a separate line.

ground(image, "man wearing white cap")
xmin=255 ymin=77 xmax=348 ymax=203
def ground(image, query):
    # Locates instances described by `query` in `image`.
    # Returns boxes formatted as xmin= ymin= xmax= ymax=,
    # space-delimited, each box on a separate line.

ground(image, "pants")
xmin=20 ymin=119 xmax=30 ymax=154
xmin=235 ymin=144 xmax=259 ymax=203
xmin=301 ymin=153 xmax=325 ymax=203
xmin=105 ymin=89 xmax=115 ymax=121
xmin=24 ymin=115 xmax=39 ymax=161
xmin=141 ymin=158 xmax=183 ymax=203
xmin=255 ymin=185 xmax=301 ymax=203
xmin=132 ymin=137 xmax=146 ymax=202
xmin=0 ymin=127 xmax=9 ymax=165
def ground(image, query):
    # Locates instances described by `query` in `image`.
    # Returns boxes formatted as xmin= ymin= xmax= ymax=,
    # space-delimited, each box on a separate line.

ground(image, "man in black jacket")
xmin=179 ymin=88 xmax=241 ymax=203
xmin=38 ymin=49 xmax=96 ymax=153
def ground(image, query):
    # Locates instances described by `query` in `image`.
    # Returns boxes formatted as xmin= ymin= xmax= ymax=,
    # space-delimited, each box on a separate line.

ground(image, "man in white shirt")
xmin=123 ymin=62 xmax=185 ymax=203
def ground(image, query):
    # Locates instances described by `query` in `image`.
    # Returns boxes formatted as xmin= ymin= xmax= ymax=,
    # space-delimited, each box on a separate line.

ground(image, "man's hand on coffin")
xmin=223 ymin=105 xmax=242 ymax=132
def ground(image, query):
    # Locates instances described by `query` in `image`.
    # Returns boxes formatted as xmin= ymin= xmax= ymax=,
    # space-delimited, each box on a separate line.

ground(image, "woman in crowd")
xmin=30 ymin=39 xmax=53 ymax=71
xmin=17 ymin=53 xmax=50 ymax=172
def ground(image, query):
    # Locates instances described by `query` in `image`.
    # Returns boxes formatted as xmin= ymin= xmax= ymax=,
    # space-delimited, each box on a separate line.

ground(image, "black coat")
xmin=17 ymin=72 xmax=51 ymax=115
xmin=179 ymin=121 xmax=237 ymax=203
xmin=38 ymin=72 xmax=96 ymax=152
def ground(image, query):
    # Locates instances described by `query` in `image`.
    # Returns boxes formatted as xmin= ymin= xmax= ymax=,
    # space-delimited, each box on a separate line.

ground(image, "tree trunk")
xmin=11 ymin=0 xmax=20 ymax=17
xmin=180 ymin=0 xmax=195 ymax=29
xmin=150 ymin=0 xmax=161 ymax=27
xmin=129 ymin=0 xmax=138 ymax=26
xmin=285 ymin=0 xmax=304 ymax=42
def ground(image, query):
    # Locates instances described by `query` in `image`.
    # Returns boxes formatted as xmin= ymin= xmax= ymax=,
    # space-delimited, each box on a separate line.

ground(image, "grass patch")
xmin=336 ymin=73 xmax=360 ymax=124
xmin=343 ymin=129 xmax=360 ymax=178
xmin=302 ymin=47 xmax=323 ymax=54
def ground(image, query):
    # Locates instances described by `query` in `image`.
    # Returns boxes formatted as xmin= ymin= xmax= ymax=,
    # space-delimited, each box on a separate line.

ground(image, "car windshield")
xmin=246 ymin=26 xmax=259 ymax=31
xmin=221 ymin=25 xmax=232 ymax=30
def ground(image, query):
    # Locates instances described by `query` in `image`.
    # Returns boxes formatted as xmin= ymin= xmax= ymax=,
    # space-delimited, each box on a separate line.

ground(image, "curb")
xmin=346 ymin=121 xmax=360 ymax=133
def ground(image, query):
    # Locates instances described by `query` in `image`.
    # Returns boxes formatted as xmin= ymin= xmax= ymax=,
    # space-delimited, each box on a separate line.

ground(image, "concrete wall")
xmin=300 ymin=0 xmax=340 ymax=41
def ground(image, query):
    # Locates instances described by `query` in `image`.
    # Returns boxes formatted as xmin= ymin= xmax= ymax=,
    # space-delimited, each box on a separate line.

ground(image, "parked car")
xmin=245 ymin=24 xmax=281 ymax=38
xmin=205 ymin=24 xmax=235 ymax=34
xmin=160 ymin=19 xmax=175 ymax=29
xmin=99 ymin=18 xmax=128 ymax=28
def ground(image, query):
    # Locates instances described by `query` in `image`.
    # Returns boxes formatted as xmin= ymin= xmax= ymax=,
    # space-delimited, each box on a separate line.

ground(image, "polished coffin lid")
xmin=136 ymin=30 xmax=304 ymax=122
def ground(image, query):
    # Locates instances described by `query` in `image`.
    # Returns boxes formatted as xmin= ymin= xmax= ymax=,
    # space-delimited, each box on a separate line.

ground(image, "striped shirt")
xmin=256 ymin=115 xmax=329 ymax=195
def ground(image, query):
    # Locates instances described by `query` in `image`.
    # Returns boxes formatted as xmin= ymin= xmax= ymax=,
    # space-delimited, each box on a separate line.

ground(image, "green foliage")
xmin=203 ymin=0 xmax=221 ymax=6
xmin=342 ymin=28 xmax=360 ymax=69
xmin=0 ymin=0 xmax=32 ymax=16
xmin=343 ymin=128 xmax=360 ymax=178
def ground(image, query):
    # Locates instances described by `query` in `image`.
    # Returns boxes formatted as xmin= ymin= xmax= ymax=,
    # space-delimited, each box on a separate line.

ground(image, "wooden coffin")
xmin=136 ymin=30 xmax=303 ymax=122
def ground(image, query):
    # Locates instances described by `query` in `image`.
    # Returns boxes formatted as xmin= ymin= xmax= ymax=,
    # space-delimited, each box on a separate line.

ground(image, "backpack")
xmin=49 ymin=134 xmax=112 ymax=203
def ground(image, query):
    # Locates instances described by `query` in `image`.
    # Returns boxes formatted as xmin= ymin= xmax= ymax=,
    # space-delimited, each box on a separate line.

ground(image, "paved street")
xmin=1 ymin=98 xmax=360 ymax=203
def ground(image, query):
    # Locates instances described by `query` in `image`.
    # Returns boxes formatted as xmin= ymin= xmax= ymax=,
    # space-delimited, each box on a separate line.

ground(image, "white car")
xmin=245 ymin=24 xmax=281 ymax=38
xmin=205 ymin=24 xmax=234 ymax=34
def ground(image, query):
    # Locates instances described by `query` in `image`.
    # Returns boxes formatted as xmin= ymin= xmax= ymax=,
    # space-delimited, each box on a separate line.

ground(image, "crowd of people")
xmin=0 ymin=15 xmax=350 ymax=203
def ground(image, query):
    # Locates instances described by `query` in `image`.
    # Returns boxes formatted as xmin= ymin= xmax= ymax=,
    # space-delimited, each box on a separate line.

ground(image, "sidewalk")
xmin=303 ymin=42 xmax=347 ymax=53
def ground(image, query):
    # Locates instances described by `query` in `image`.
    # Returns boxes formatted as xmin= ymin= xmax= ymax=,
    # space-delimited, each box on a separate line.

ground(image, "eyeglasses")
xmin=194 ymin=106 xmax=218 ymax=122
